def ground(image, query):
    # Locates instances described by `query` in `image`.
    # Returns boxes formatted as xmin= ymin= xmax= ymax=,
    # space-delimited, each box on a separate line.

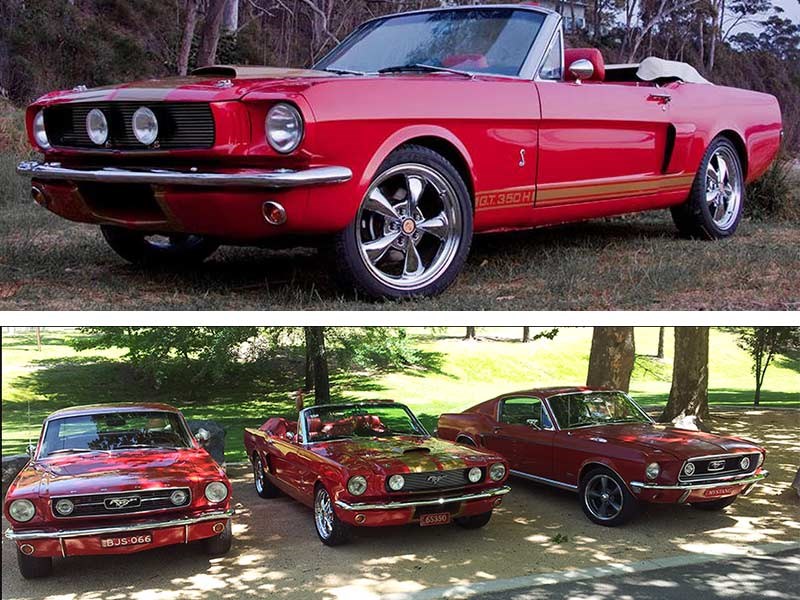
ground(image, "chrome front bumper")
xmin=17 ymin=161 xmax=352 ymax=189
xmin=630 ymin=470 xmax=768 ymax=496
xmin=335 ymin=485 xmax=511 ymax=511
xmin=4 ymin=508 xmax=234 ymax=541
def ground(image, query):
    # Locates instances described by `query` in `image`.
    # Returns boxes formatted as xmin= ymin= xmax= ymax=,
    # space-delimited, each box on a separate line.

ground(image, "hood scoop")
xmin=191 ymin=65 xmax=330 ymax=79
xmin=403 ymin=447 xmax=431 ymax=455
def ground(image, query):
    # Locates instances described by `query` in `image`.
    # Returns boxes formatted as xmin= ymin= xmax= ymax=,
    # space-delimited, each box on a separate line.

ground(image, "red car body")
xmin=243 ymin=401 xmax=510 ymax=544
xmin=3 ymin=403 xmax=233 ymax=577
xmin=17 ymin=4 xmax=782 ymax=298
xmin=438 ymin=388 xmax=768 ymax=525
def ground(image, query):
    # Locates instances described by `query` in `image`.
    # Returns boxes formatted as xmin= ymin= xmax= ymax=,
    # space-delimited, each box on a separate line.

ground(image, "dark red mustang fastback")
xmin=17 ymin=4 xmax=781 ymax=298
xmin=243 ymin=401 xmax=510 ymax=545
xmin=3 ymin=403 xmax=234 ymax=578
xmin=438 ymin=388 xmax=768 ymax=526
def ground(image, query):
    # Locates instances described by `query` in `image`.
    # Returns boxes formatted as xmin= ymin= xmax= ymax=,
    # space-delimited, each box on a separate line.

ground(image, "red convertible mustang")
xmin=243 ymin=401 xmax=510 ymax=545
xmin=3 ymin=403 xmax=234 ymax=579
xmin=438 ymin=388 xmax=768 ymax=526
xmin=18 ymin=4 xmax=782 ymax=298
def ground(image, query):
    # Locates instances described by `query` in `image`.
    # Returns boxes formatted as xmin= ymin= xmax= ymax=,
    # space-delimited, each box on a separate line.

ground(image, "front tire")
xmin=335 ymin=145 xmax=473 ymax=299
xmin=690 ymin=496 xmax=738 ymax=511
xmin=579 ymin=467 xmax=639 ymax=527
xmin=455 ymin=510 xmax=492 ymax=529
xmin=671 ymin=137 xmax=745 ymax=239
xmin=203 ymin=519 xmax=233 ymax=556
xmin=314 ymin=485 xmax=351 ymax=546
xmin=101 ymin=226 xmax=219 ymax=266
xmin=252 ymin=453 xmax=280 ymax=499
xmin=17 ymin=549 xmax=52 ymax=579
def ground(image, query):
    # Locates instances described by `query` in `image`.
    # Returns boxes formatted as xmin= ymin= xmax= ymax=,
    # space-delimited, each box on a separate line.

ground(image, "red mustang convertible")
xmin=18 ymin=4 xmax=782 ymax=298
xmin=3 ymin=403 xmax=234 ymax=578
xmin=243 ymin=401 xmax=510 ymax=545
xmin=438 ymin=388 xmax=768 ymax=526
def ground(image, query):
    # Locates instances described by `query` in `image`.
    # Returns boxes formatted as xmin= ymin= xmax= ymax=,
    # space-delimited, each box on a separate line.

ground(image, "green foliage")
xmin=745 ymin=156 xmax=799 ymax=221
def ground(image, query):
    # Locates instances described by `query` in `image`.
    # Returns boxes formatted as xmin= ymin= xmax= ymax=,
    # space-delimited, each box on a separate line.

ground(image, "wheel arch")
xmin=578 ymin=459 xmax=635 ymax=495
xmin=715 ymin=129 xmax=749 ymax=179
xmin=456 ymin=433 xmax=479 ymax=447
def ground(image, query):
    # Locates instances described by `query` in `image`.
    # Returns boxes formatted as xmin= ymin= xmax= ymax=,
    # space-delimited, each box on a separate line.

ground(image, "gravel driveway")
xmin=2 ymin=410 xmax=798 ymax=599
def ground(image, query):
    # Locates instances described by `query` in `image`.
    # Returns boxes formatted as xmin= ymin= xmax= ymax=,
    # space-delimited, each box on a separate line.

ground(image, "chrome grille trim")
xmin=388 ymin=468 xmax=476 ymax=493
xmin=50 ymin=487 xmax=192 ymax=519
xmin=678 ymin=453 xmax=761 ymax=482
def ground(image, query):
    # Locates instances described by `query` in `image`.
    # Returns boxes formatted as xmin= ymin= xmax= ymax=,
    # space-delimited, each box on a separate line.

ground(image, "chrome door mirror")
xmin=26 ymin=443 xmax=36 ymax=457
xmin=285 ymin=431 xmax=295 ymax=442
xmin=568 ymin=59 xmax=594 ymax=84
xmin=195 ymin=428 xmax=211 ymax=445
xmin=525 ymin=419 xmax=541 ymax=430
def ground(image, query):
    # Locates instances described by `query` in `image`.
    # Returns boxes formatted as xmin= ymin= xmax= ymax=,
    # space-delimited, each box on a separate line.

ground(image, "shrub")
xmin=745 ymin=155 xmax=799 ymax=221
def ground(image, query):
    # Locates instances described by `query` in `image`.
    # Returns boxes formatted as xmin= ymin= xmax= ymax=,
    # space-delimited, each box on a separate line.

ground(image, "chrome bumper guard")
xmin=4 ymin=508 xmax=234 ymax=541
xmin=17 ymin=161 xmax=352 ymax=189
xmin=630 ymin=470 xmax=768 ymax=492
xmin=335 ymin=485 xmax=511 ymax=511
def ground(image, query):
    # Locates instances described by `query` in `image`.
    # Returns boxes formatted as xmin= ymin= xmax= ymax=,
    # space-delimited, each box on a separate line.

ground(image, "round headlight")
xmin=266 ymin=103 xmax=303 ymax=153
xmin=683 ymin=462 xmax=696 ymax=477
xmin=132 ymin=106 xmax=158 ymax=145
xmin=170 ymin=489 xmax=189 ymax=506
xmin=204 ymin=481 xmax=228 ymax=503
xmin=757 ymin=453 xmax=765 ymax=467
xmin=489 ymin=463 xmax=506 ymax=482
xmin=54 ymin=498 xmax=74 ymax=516
xmin=347 ymin=475 xmax=368 ymax=496
xmin=645 ymin=462 xmax=661 ymax=480
xmin=9 ymin=499 xmax=36 ymax=523
xmin=467 ymin=467 xmax=483 ymax=483
xmin=33 ymin=110 xmax=50 ymax=150
xmin=85 ymin=108 xmax=109 ymax=146
xmin=388 ymin=474 xmax=405 ymax=491
xmin=740 ymin=456 xmax=751 ymax=471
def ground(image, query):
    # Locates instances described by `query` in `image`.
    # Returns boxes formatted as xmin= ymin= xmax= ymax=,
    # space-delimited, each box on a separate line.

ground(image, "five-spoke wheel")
xmin=335 ymin=145 xmax=472 ymax=299
xmin=580 ymin=467 xmax=638 ymax=526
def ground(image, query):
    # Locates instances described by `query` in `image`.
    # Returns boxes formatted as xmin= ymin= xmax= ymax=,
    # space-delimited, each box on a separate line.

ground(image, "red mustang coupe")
xmin=17 ymin=4 xmax=782 ymax=298
xmin=438 ymin=388 xmax=768 ymax=526
xmin=243 ymin=401 xmax=510 ymax=545
xmin=3 ymin=403 xmax=234 ymax=578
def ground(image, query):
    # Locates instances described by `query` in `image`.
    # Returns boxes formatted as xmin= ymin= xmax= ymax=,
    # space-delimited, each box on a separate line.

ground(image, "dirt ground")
xmin=2 ymin=409 xmax=798 ymax=600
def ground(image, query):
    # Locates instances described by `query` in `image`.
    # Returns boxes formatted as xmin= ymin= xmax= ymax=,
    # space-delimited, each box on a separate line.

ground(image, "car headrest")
xmin=307 ymin=417 xmax=322 ymax=433
xmin=442 ymin=53 xmax=488 ymax=70
xmin=564 ymin=48 xmax=605 ymax=82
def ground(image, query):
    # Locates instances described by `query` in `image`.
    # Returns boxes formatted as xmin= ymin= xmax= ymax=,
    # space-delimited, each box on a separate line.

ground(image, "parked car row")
xmin=4 ymin=390 xmax=768 ymax=579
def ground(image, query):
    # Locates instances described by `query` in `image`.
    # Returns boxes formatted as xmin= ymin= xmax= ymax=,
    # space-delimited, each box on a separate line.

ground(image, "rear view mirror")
xmin=195 ymin=428 xmax=211 ymax=445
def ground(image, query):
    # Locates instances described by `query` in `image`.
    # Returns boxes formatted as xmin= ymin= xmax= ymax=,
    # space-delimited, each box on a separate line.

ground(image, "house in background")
xmin=536 ymin=0 xmax=588 ymax=32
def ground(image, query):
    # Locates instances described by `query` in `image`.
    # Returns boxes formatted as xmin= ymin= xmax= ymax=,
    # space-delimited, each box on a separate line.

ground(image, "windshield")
xmin=547 ymin=392 xmax=652 ymax=429
xmin=303 ymin=404 xmax=428 ymax=443
xmin=316 ymin=8 xmax=546 ymax=77
xmin=39 ymin=411 xmax=193 ymax=457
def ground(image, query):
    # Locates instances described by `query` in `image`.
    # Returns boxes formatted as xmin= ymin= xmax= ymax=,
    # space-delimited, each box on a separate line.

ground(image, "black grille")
xmin=52 ymin=488 xmax=191 ymax=518
xmin=390 ymin=469 xmax=476 ymax=493
xmin=679 ymin=454 xmax=760 ymax=482
xmin=44 ymin=102 xmax=215 ymax=150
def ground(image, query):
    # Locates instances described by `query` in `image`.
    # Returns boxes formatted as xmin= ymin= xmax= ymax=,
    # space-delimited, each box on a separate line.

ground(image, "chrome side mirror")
xmin=568 ymin=59 xmax=594 ymax=84
xmin=285 ymin=431 xmax=295 ymax=441
xmin=195 ymin=428 xmax=211 ymax=445
xmin=525 ymin=419 xmax=541 ymax=430
xmin=26 ymin=443 xmax=36 ymax=457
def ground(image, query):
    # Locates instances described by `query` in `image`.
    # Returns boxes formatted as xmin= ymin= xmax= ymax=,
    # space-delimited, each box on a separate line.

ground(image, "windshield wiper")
xmin=378 ymin=64 xmax=473 ymax=78
xmin=321 ymin=67 xmax=367 ymax=76
xmin=47 ymin=448 xmax=93 ymax=455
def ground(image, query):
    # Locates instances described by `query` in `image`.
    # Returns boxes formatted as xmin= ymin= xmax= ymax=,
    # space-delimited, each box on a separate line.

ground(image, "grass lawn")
xmin=2 ymin=327 xmax=798 ymax=462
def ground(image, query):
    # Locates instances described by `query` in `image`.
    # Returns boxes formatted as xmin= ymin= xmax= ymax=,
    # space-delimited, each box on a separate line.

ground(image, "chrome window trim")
xmin=510 ymin=470 xmax=577 ymax=491
xmin=543 ymin=390 xmax=655 ymax=431
xmin=533 ymin=17 xmax=565 ymax=82
xmin=678 ymin=452 xmax=762 ymax=482
xmin=49 ymin=487 xmax=193 ymax=519
xmin=496 ymin=396 xmax=556 ymax=431
xmin=299 ymin=401 xmax=430 ymax=446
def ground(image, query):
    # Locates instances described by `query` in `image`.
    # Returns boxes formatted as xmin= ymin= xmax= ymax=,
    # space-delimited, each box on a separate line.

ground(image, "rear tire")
xmin=252 ymin=453 xmax=280 ymax=499
xmin=203 ymin=519 xmax=233 ymax=556
xmin=314 ymin=485 xmax=352 ymax=546
xmin=690 ymin=496 xmax=738 ymax=511
xmin=670 ymin=137 xmax=745 ymax=239
xmin=17 ymin=549 xmax=52 ymax=579
xmin=101 ymin=226 xmax=219 ymax=266
xmin=579 ymin=467 xmax=639 ymax=527
xmin=334 ymin=145 xmax=473 ymax=299
xmin=455 ymin=510 xmax=492 ymax=529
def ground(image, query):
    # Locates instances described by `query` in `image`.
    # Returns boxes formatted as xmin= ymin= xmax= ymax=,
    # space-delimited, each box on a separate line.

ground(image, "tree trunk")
xmin=305 ymin=326 xmax=330 ymax=405
xmin=523 ymin=327 xmax=530 ymax=343
xmin=303 ymin=327 xmax=313 ymax=392
xmin=660 ymin=327 xmax=710 ymax=427
xmin=222 ymin=0 xmax=238 ymax=34
xmin=196 ymin=0 xmax=227 ymax=67
xmin=586 ymin=327 xmax=636 ymax=392
xmin=177 ymin=0 xmax=200 ymax=76
xmin=657 ymin=327 xmax=665 ymax=359
xmin=35 ymin=327 xmax=42 ymax=351
xmin=465 ymin=327 xmax=476 ymax=340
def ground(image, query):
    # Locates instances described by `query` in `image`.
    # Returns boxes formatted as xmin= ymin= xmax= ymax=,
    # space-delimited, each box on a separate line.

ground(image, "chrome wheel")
xmin=314 ymin=488 xmax=334 ymax=540
xmin=584 ymin=473 xmax=624 ymax=521
xmin=356 ymin=163 xmax=463 ymax=291
xmin=705 ymin=147 xmax=742 ymax=230
xmin=253 ymin=456 xmax=265 ymax=494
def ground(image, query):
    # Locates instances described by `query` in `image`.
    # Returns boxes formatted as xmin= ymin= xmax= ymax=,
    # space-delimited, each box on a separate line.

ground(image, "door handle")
xmin=648 ymin=93 xmax=672 ymax=104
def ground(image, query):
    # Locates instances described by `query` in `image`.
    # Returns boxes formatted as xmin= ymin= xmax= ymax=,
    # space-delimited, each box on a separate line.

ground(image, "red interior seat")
xmin=564 ymin=48 xmax=605 ymax=81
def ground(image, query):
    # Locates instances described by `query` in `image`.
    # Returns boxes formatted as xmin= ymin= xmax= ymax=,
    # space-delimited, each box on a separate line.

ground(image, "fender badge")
xmin=214 ymin=79 xmax=234 ymax=89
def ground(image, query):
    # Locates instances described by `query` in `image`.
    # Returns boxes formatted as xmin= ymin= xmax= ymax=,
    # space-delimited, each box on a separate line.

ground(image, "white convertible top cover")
xmin=636 ymin=57 xmax=712 ymax=84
